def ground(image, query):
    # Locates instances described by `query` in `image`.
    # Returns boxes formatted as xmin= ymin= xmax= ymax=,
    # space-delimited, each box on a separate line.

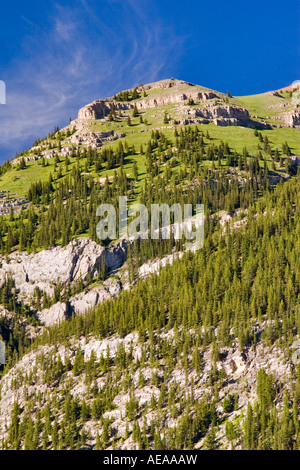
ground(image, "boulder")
xmin=38 ymin=302 xmax=68 ymax=326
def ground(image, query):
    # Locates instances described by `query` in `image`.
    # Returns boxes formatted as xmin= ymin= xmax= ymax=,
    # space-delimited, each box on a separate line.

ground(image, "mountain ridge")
xmin=0 ymin=77 xmax=299 ymax=450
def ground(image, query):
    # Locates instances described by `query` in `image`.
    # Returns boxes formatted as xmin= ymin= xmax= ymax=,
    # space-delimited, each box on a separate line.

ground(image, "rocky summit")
xmin=0 ymin=78 xmax=299 ymax=451
xmin=11 ymin=78 xmax=300 ymax=165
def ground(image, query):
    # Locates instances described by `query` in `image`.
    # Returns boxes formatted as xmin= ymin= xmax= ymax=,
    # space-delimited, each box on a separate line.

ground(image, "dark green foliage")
xmin=0 ymin=119 xmax=299 ymax=450
xmin=114 ymin=87 xmax=140 ymax=102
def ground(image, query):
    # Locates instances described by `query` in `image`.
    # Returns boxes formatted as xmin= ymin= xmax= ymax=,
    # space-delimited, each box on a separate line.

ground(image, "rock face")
xmin=77 ymin=90 xmax=270 ymax=129
xmin=77 ymin=79 xmax=220 ymax=121
xmin=77 ymin=91 xmax=219 ymax=120
xmin=0 ymin=237 xmax=127 ymax=302
xmin=69 ymin=130 xmax=125 ymax=149
xmin=80 ymin=332 xmax=140 ymax=362
xmin=283 ymin=110 xmax=300 ymax=127
xmin=78 ymin=99 xmax=128 ymax=120
xmin=189 ymin=105 xmax=270 ymax=128
xmin=36 ymin=250 xmax=180 ymax=325
xmin=34 ymin=248 xmax=185 ymax=324
xmin=136 ymin=91 xmax=218 ymax=110
xmin=138 ymin=252 xmax=183 ymax=278
xmin=69 ymin=277 xmax=122 ymax=316
xmin=38 ymin=302 xmax=69 ymax=327
xmin=0 ymin=230 xmax=199 ymax=326
xmin=195 ymin=105 xmax=250 ymax=124
xmin=0 ymin=191 xmax=29 ymax=215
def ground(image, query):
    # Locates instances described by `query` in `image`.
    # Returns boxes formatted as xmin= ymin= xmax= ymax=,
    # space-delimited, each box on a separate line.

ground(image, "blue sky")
xmin=0 ymin=0 xmax=299 ymax=162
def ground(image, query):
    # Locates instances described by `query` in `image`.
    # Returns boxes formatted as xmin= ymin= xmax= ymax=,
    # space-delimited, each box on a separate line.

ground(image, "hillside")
xmin=1 ymin=79 xmax=300 ymax=200
xmin=0 ymin=79 xmax=299 ymax=451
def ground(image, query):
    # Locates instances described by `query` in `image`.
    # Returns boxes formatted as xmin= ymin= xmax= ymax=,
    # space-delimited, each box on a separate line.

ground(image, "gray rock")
xmin=0 ymin=237 xmax=127 ymax=304
xmin=38 ymin=302 xmax=68 ymax=326
xmin=69 ymin=278 xmax=122 ymax=317
xmin=283 ymin=110 xmax=300 ymax=127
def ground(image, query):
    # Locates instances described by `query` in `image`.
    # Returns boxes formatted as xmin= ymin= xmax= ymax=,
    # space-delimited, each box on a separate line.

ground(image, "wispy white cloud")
xmin=21 ymin=16 xmax=36 ymax=27
xmin=0 ymin=1 xmax=185 ymax=161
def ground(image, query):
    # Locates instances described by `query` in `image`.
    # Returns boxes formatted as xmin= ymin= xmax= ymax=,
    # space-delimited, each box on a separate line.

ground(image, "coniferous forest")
xmin=0 ymin=78 xmax=299 ymax=451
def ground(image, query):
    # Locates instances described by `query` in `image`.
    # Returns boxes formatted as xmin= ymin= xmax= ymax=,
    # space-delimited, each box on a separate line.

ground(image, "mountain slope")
xmin=0 ymin=174 xmax=299 ymax=450
xmin=0 ymin=78 xmax=299 ymax=451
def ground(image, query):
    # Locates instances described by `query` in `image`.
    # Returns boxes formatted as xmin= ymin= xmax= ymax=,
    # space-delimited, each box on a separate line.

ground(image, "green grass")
xmin=233 ymin=92 xmax=294 ymax=121
xmin=2 ymin=116 xmax=299 ymax=199
xmin=190 ymin=123 xmax=300 ymax=155
xmin=0 ymin=160 xmax=56 ymax=197
xmin=2 ymin=81 xmax=300 ymax=200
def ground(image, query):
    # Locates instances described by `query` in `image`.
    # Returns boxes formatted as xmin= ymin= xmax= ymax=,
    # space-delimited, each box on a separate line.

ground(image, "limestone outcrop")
xmin=283 ymin=110 xmax=300 ymax=127
xmin=69 ymin=129 xmax=125 ymax=149
xmin=0 ymin=237 xmax=127 ymax=304
xmin=0 ymin=191 xmax=29 ymax=215
xmin=68 ymin=277 xmax=122 ymax=316
xmin=77 ymin=82 xmax=219 ymax=121
xmin=190 ymin=105 xmax=270 ymax=128
xmin=38 ymin=302 xmax=69 ymax=327
xmin=77 ymin=95 xmax=270 ymax=129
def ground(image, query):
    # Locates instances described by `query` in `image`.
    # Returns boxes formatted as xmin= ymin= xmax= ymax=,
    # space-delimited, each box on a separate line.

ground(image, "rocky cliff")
xmin=77 ymin=91 xmax=220 ymax=121
xmin=283 ymin=110 xmax=300 ymax=128
xmin=0 ymin=238 xmax=127 ymax=325
xmin=0 ymin=238 xmax=127 ymax=289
